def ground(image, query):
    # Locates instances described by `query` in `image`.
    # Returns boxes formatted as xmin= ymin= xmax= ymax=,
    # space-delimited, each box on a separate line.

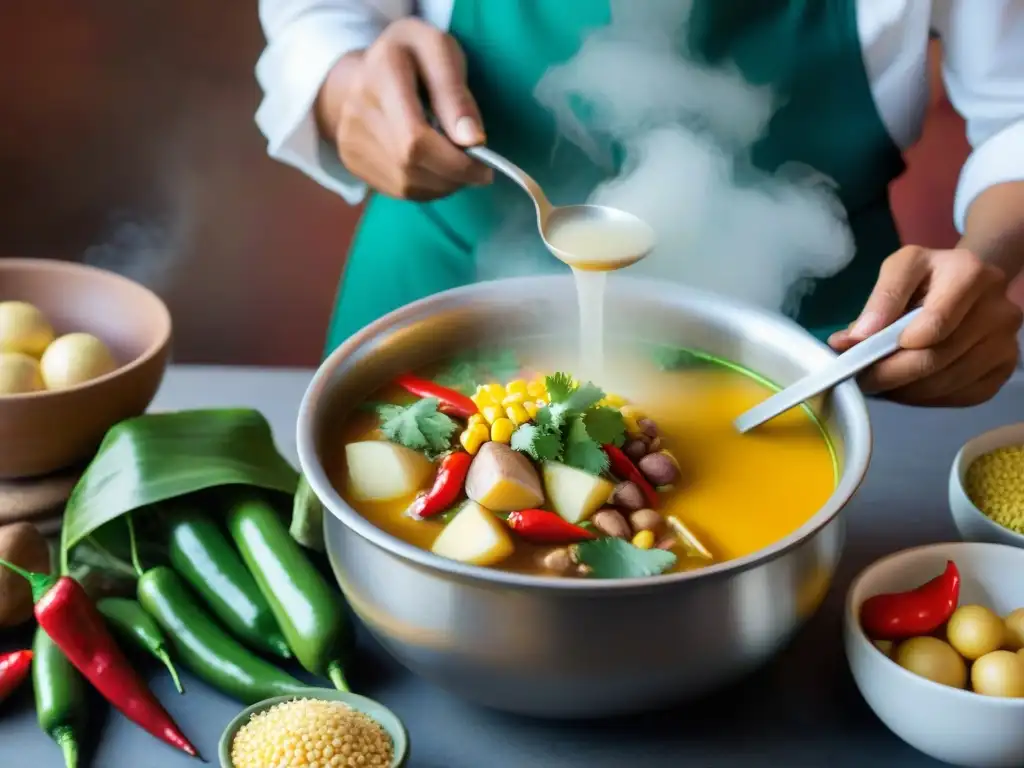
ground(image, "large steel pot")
xmin=297 ymin=276 xmax=871 ymax=718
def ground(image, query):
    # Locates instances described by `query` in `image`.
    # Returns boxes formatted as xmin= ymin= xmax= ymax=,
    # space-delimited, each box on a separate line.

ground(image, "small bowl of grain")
xmin=218 ymin=689 xmax=408 ymax=768
xmin=949 ymin=423 xmax=1024 ymax=549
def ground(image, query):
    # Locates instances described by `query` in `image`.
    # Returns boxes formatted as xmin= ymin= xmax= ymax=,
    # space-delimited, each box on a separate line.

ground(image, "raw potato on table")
xmin=0 ymin=521 xmax=50 ymax=627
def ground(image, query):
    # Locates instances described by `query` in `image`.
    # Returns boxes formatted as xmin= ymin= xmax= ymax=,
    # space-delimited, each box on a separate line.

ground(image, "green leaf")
xmin=545 ymin=373 xmax=575 ymax=405
xmin=289 ymin=474 xmax=325 ymax=552
xmin=582 ymin=406 xmax=626 ymax=446
xmin=510 ymin=423 xmax=563 ymax=462
xmin=573 ymin=537 xmax=677 ymax=579
xmin=650 ymin=345 xmax=712 ymax=371
xmin=377 ymin=398 xmax=457 ymax=458
xmin=562 ymin=416 xmax=609 ymax=476
xmin=432 ymin=361 xmax=478 ymax=395
xmin=564 ymin=381 xmax=604 ymax=413
xmin=60 ymin=408 xmax=299 ymax=572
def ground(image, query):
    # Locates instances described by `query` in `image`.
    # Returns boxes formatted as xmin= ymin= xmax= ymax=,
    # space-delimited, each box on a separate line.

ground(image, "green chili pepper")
xmin=166 ymin=506 xmax=291 ymax=659
xmin=33 ymin=628 xmax=85 ymax=768
xmin=225 ymin=493 xmax=351 ymax=690
xmin=97 ymin=597 xmax=184 ymax=694
xmin=137 ymin=565 xmax=309 ymax=705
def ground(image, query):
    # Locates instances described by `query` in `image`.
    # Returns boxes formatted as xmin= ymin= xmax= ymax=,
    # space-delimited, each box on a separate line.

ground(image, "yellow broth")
xmin=326 ymin=355 xmax=836 ymax=575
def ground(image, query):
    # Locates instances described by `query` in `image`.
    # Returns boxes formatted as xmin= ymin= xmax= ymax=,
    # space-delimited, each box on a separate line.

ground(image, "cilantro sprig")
xmin=377 ymin=398 xmax=457 ymax=459
xmin=510 ymin=372 xmax=626 ymax=475
xmin=573 ymin=537 xmax=677 ymax=578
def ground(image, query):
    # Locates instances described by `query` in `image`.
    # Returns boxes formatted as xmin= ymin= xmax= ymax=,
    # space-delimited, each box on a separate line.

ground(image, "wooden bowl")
xmin=0 ymin=258 xmax=171 ymax=479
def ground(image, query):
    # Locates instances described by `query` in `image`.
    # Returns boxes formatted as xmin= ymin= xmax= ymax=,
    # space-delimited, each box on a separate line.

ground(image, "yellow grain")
xmin=965 ymin=446 xmax=1024 ymax=535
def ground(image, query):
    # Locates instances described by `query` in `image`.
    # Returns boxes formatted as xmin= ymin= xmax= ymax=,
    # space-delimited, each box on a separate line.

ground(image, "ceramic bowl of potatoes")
xmin=0 ymin=258 xmax=171 ymax=479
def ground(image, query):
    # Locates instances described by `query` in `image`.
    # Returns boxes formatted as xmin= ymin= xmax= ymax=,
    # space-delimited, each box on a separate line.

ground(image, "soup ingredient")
xmin=433 ymin=346 xmax=521 ymax=395
xmin=629 ymin=508 xmax=664 ymax=533
xmin=638 ymin=452 xmax=681 ymax=487
xmin=859 ymin=561 xmax=961 ymax=641
xmin=623 ymin=438 xmax=648 ymax=462
xmin=407 ymin=451 xmax=473 ymax=519
xmin=946 ymin=604 xmax=1006 ymax=660
xmin=666 ymin=517 xmax=715 ymax=561
xmin=230 ymin=697 xmax=394 ymax=768
xmin=541 ymin=547 xmax=574 ymax=574
xmin=0 ymin=649 xmax=32 ymax=704
xmin=506 ymin=508 xmax=597 ymax=543
xmin=610 ymin=481 xmax=646 ymax=513
xmin=137 ymin=565 xmax=309 ymax=705
xmin=33 ymin=628 xmax=85 ymax=768
xmin=226 ymin=495 xmax=352 ymax=690
xmin=1005 ymin=608 xmax=1024 ymax=650
xmin=394 ymin=373 xmax=478 ymax=419
xmin=0 ymin=521 xmax=51 ymax=627
xmin=167 ymin=507 xmax=292 ymax=658
xmin=631 ymin=530 xmax=656 ymax=549
xmin=345 ymin=441 xmax=435 ymax=502
xmin=573 ymin=536 xmax=677 ymax=579
xmin=0 ymin=351 xmax=44 ymax=394
xmin=459 ymin=421 xmax=491 ymax=455
xmin=592 ymin=508 xmax=631 ymax=539
xmin=290 ymin=473 xmax=326 ymax=552
xmin=895 ymin=636 xmax=967 ymax=689
xmin=464 ymin=441 xmax=543 ymax=512
xmin=603 ymin=444 xmax=660 ymax=508
xmin=964 ymin=446 xmax=1024 ymax=535
xmin=431 ymin=501 xmax=515 ymax=566
xmin=542 ymin=461 xmax=614 ymax=524
xmin=96 ymin=597 xmax=184 ymax=694
xmin=0 ymin=561 xmax=198 ymax=756
xmin=376 ymin=397 xmax=458 ymax=459
xmin=40 ymin=332 xmax=117 ymax=389
xmin=0 ymin=300 xmax=54 ymax=357
xmin=971 ymin=650 xmax=1024 ymax=698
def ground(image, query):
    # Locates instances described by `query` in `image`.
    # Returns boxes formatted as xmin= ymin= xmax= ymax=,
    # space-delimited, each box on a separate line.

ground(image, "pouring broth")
xmin=326 ymin=346 xmax=836 ymax=579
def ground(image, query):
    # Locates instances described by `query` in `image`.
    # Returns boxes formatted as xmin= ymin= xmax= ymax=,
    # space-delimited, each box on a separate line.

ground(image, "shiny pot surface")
xmin=298 ymin=276 xmax=871 ymax=718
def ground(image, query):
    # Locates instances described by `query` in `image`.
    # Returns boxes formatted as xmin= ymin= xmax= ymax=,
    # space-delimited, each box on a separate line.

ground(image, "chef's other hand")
xmin=828 ymin=246 xmax=1023 ymax=406
xmin=316 ymin=18 xmax=492 ymax=200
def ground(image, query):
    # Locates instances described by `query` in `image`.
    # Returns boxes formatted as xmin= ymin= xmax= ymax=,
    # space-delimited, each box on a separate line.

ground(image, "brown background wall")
xmin=0 ymin=7 xmax=1013 ymax=367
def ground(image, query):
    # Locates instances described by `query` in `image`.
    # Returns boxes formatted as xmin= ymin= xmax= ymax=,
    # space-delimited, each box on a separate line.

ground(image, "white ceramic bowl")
xmin=845 ymin=542 xmax=1024 ymax=768
xmin=949 ymin=423 xmax=1024 ymax=548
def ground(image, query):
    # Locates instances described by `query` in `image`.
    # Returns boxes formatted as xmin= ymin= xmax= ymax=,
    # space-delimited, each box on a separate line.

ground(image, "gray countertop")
xmin=2 ymin=364 xmax=1023 ymax=768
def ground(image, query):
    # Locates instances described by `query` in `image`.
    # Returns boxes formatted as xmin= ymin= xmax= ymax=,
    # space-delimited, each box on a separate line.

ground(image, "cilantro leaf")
xmin=377 ymin=398 xmax=457 ymax=458
xmin=432 ymin=361 xmax=478 ymax=395
xmin=650 ymin=345 xmax=712 ymax=371
xmin=511 ymin=422 xmax=562 ymax=461
xmin=564 ymin=381 xmax=604 ymax=413
xmin=545 ymin=373 xmax=575 ymax=404
xmin=573 ymin=537 xmax=677 ymax=579
xmin=562 ymin=416 xmax=609 ymax=476
xmin=582 ymin=406 xmax=626 ymax=446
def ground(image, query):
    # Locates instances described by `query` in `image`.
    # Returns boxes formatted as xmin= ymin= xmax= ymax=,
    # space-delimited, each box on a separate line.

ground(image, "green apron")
xmin=325 ymin=0 xmax=904 ymax=354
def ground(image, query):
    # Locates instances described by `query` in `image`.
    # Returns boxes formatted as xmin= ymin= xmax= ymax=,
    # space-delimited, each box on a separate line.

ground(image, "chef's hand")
xmin=316 ymin=18 xmax=492 ymax=200
xmin=828 ymin=246 xmax=1023 ymax=406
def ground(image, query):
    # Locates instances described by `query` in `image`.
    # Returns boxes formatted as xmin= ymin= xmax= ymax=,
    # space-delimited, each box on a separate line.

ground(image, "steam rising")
xmin=477 ymin=0 xmax=854 ymax=317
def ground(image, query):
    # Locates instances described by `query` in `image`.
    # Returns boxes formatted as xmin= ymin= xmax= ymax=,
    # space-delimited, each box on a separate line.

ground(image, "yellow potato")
xmin=971 ymin=650 xmax=1024 ymax=698
xmin=0 ymin=352 xmax=44 ymax=395
xmin=946 ymin=605 xmax=1005 ymax=660
xmin=40 ymin=332 xmax=117 ymax=389
xmin=0 ymin=301 xmax=53 ymax=357
xmin=895 ymin=636 xmax=967 ymax=689
xmin=1004 ymin=608 xmax=1024 ymax=651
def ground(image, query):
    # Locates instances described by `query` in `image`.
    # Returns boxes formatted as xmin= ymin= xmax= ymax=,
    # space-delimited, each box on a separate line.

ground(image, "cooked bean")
xmin=647 ymin=436 xmax=662 ymax=453
xmin=638 ymin=452 xmax=680 ymax=486
xmin=592 ymin=508 xmax=632 ymax=539
xmin=655 ymin=535 xmax=676 ymax=550
xmin=541 ymin=548 xmax=573 ymax=574
xmin=637 ymin=418 xmax=658 ymax=438
xmin=611 ymin=481 xmax=645 ymax=512
xmin=623 ymin=439 xmax=649 ymax=462
xmin=629 ymin=508 xmax=663 ymax=533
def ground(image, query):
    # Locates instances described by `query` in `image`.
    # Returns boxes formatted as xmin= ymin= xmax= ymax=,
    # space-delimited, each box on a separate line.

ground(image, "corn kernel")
xmin=604 ymin=394 xmax=627 ymax=408
xmin=460 ymin=424 xmax=490 ymax=455
xmin=490 ymin=417 xmax=515 ymax=443
xmin=526 ymin=379 xmax=547 ymax=398
xmin=524 ymin=401 xmax=539 ymax=419
xmin=484 ymin=383 xmax=506 ymax=401
xmin=632 ymin=530 xmax=655 ymax=550
xmin=501 ymin=391 xmax=526 ymax=406
xmin=619 ymin=405 xmax=643 ymax=434
xmin=481 ymin=405 xmax=502 ymax=424
xmin=506 ymin=403 xmax=530 ymax=426
xmin=471 ymin=389 xmax=495 ymax=409
xmin=505 ymin=379 xmax=528 ymax=396
xmin=468 ymin=413 xmax=486 ymax=428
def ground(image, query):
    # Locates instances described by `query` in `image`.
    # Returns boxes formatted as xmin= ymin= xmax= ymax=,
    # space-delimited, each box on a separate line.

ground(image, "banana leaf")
xmin=60 ymin=408 xmax=299 ymax=572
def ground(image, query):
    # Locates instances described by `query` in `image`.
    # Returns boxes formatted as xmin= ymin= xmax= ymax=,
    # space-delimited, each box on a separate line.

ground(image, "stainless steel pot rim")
xmin=298 ymin=275 xmax=873 ymax=593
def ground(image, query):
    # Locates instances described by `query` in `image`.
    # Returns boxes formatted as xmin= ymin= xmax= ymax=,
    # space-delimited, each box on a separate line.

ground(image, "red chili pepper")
xmin=860 ymin=560 xmax=961 ymax=641
xmin=507 ymin=509 xmax=597 ymax=543
xmin=0 ymin=558 xmax=199 ymax=759
xmin=395 ymin=374 xmax=478 ymax=419
xmin=0 ymin=649 xmax=32 ymax=704
xmin=602 ymin=444 xmax=660 ymax=508
xmin=408 ymin=451 xmax=473 ymax=519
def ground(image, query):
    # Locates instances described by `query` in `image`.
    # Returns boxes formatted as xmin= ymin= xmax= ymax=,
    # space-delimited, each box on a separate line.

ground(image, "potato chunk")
xmin=431 ymin=501 xmax=515 ymax=566
xmin=542 ymin=461 xmax=614 ymax=524
xmin=345 ymin=441 xmax=435 ymax=502
xmin=464 ymin=442 xmax=543 ymax=511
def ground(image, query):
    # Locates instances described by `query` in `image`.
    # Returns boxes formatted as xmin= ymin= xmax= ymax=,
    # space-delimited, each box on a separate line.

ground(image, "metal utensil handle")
xmin=464 ymin=145 xmax=552 ymax=217
xmin=734 ymin=307 xmax=923 ymax=433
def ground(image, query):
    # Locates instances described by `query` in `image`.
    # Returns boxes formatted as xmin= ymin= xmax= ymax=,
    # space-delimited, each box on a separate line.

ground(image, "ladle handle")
xmin=464 ymin=146 xmax=552 ymax=218
xmin=733 ymin=307 xmax=924 ymax=433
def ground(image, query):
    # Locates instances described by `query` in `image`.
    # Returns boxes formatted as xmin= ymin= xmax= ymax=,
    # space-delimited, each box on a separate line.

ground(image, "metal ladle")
xmin=464 ymin=144 xmax=656 ymax=270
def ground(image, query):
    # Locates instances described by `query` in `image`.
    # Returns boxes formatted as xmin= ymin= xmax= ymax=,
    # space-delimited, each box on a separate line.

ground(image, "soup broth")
xmin=327 ymin=346 xmax=836 ymax=578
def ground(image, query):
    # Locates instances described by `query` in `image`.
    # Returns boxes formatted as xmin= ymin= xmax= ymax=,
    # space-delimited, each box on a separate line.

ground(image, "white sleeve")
xmin=931 ymin=0 xmax=1024 ymax=233
xmin=255 ymin=0 xmax=414 ymax=204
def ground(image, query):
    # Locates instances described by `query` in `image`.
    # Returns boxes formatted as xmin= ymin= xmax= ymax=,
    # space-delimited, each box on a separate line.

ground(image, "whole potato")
xmin=971 ymin=650 xmax=1024 ymax=698
xmin=0 ymin=522 xmax=51 ymax=627
xmin=895 ymin=636 xmax=967 ymax=689
xmin=1004 ymin=607 xmax=1024 ymax=651
xmin=947 ymin=605 xmax=1005 ymax=660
